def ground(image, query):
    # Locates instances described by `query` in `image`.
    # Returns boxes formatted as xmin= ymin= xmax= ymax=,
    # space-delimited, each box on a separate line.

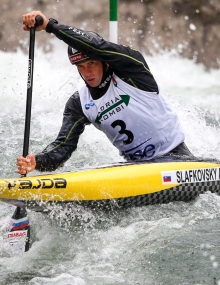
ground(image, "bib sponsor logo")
xmin=125 ymin=142 xmax=156 ymax=159
xmin=162 ymin=167 xmax=220 ymax=185
xmin=95 ymin=95 xmax=130 ymax=124
xmin=85 ymin=99 xmax=95 ymax=110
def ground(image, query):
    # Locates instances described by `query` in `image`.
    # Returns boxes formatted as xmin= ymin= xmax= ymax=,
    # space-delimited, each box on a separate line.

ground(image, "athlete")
xmin=17 ymin=11 xmax=193 ymax=175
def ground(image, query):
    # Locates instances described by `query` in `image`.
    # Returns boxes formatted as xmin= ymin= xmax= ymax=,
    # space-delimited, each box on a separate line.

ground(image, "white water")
xmin=0 ymin=42 xmax=220 ymax=285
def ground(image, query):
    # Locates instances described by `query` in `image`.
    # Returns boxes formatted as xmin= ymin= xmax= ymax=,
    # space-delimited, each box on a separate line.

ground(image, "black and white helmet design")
xmin=68 ymin=46 xmax=90 ymax=65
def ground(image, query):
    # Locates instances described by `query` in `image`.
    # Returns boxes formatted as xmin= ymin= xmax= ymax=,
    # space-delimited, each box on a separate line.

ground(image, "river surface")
xmin=0 ymin=41 xmax=220 ymax=285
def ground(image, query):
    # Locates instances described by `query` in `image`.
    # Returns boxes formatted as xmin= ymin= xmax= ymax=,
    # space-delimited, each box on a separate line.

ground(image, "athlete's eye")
xmin=88 ymin=61 xmax=95 ymax=66
xmin=77 ymin=65 xmax=84 ymax=70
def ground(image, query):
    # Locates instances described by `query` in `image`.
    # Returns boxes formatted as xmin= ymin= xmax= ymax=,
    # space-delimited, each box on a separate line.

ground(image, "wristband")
xmin=46 ymin=18 xmax=58 ymax=33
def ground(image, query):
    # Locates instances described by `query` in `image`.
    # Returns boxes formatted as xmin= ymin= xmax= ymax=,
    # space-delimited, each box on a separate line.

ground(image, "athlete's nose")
xmin=83 ymin=66 xmax=92 ymax=77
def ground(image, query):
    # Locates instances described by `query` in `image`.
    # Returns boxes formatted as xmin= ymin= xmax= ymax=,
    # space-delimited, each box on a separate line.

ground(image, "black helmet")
xmin=67 ymin=32 xmax=103 ymax=65
xmin=68 ymin=46 xmax=90 ymax=65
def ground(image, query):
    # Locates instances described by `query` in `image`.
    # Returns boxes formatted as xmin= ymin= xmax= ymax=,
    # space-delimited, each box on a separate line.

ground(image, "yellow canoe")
xmin=0 ymin=160 xmax=220 ymax=210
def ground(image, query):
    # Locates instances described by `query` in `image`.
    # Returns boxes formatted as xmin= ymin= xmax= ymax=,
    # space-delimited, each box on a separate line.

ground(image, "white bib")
xmin=79 ymin=74 xmax=184 ymax=159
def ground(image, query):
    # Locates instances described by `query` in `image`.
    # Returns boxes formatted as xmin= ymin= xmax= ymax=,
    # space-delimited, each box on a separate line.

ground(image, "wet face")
xmin=76 ymin=60 xmax=103 ymax=87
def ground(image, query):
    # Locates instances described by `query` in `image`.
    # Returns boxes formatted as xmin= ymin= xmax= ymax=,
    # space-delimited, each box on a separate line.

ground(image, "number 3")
xmin=111 ymin=120 xmax=134 ymax=145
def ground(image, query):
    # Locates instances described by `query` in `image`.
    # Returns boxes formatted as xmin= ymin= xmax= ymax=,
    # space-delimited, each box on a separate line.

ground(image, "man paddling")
xmin=17 ymin=11 xmax=193 ymax=175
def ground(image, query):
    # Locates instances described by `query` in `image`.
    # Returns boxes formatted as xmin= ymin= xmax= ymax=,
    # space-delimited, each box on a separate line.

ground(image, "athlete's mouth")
xmin=86 ymin=78 xmax=96 ymax=86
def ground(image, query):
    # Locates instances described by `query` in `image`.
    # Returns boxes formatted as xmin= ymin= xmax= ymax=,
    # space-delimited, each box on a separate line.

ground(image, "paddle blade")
xmin=7 ymin=207 xmax=30 ymax=255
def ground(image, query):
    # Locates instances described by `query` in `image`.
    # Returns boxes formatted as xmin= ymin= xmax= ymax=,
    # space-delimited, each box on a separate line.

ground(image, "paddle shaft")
xmin=23 ymin=16 xmax=43 ymax=157
xmin=11 ymin=16 xmax=44 ymax=253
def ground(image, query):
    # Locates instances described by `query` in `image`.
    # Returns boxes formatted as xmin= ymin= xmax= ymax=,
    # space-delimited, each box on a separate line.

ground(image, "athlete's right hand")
xmin=16 ymin=154 xmax=36 ymax=175
xmin=22 ymin=11 xmax=49 ymax=31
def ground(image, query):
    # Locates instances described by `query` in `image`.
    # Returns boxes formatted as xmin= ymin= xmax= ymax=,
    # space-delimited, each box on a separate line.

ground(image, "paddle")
xmin=7 ymin=16 xmax=43 ymax=255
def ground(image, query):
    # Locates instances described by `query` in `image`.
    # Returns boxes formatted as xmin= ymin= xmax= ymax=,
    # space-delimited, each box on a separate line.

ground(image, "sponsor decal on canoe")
xmin=7 ymin=229 xmax=28 ymax=255
xmin=27 ymin=59 xmax=32 ymax=89
xmin=8 ymin=230 xmax=27 ymax=239
xmin=162 ymin=167 xmax=220 ymax=185
xmin=5 ymin=178 xmax=67 ymax=190
xmin=10 ymin=217 xmax=29 ymax=231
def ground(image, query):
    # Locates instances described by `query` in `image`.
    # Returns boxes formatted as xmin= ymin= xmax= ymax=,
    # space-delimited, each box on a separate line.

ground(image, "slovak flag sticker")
xmin=163 ymin=174 xmax=172 ymax=183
